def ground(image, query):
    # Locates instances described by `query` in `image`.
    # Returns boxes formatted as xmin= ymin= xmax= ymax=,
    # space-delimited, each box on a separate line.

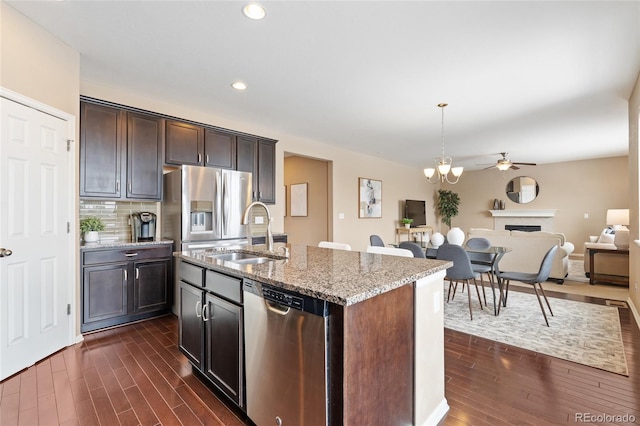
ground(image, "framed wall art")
xmin=290 ymin=183 xmax=308 ymax=217
xmin=358 ymin=177 xmax=382 ymax=218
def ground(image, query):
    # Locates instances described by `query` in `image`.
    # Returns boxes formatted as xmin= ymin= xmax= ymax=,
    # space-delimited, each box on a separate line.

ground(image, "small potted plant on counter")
xmin=80 ymin=216 xmax=105 ymax=243
xmin=401 ymin=218 xmax=413 ymax=229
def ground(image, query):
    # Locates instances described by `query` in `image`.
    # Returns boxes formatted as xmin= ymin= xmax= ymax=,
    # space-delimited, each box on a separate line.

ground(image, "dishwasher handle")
xmin=265 ymin=300 xmax=290 ymax=316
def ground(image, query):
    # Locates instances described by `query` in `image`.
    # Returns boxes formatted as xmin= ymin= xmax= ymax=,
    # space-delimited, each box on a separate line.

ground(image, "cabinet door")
xmin=82 ymin=263 xmax=127 ymax=329
xmin=133 ymin=259 xmax=169 ymax=314
xmin=165 ymin=120 xmax=204 ymax=166
xmin=127 ymin=112 xmax=163 ymax=200
xmin=237 ymin=136 xmax=257 ymax=200
xmin=80 ymin=102 xmax=123 ymax=198
xmin=204 ymin=129 xmax=236 ymax=169
xmin=257 ymin=139 xmax=276 ymax=203
xmin=179 ymin=281 xmax=204 ymax=369
xmin=205 ymin=293 xmax=244 ymax=407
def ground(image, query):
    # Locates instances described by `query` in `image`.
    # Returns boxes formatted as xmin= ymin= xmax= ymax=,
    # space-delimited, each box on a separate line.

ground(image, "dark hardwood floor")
xmin=0 ymin=287 xmax=638 ymax=425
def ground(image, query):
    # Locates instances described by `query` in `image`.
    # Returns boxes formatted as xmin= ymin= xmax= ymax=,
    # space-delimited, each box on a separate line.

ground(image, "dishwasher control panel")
xmin=263 ymin=287 xmax=303 ymax=310
xmin=243 ymin=279 xmax=328 ymax=317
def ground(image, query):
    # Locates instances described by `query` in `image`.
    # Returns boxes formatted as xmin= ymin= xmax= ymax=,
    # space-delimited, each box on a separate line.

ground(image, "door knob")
xmin=0 ymin=248 xmax=13 ymax=257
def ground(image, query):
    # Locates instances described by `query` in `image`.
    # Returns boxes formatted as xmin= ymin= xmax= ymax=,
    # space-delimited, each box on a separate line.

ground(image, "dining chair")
xmin=366 ymin=246 xmax=413 ymax=257
xmin=496 ymin=245 xmax=558 ymax=326
xmin=318 ymin=241 xmax=352 ymax=250
xmin=466 ymin=237 xmax=492 ymax=305
xmin=436 ymin=244 xmax=484 ymax=320
xmin=398 ymin=241 xmax=426 ymax=258
xmin=369 ymin=235 xmax=385 ymax=247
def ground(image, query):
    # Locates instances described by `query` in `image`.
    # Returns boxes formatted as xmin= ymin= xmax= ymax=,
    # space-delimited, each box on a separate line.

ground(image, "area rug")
xmin=443 ymin=285 xmax=629 ymax=375
xmin=567 ymin=258 xmax=589 ymax=283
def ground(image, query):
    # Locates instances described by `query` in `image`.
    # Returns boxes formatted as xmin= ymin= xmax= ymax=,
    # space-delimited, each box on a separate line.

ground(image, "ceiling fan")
xmin=483 ymin=152 xmax=537 ymax=171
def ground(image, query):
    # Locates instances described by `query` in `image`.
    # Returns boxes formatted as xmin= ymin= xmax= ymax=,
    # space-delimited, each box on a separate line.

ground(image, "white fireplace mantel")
xmin=489 ymin=209 xmax=557 ymax=218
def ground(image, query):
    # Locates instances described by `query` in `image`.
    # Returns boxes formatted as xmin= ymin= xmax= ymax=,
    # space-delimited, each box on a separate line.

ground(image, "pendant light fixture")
xmin=424 ymin=103 xmax=463 ymax=184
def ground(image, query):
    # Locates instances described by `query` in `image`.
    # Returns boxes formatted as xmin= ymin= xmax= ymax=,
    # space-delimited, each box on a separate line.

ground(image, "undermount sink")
xmin=206 ymin=251 xmax=281 ymax=265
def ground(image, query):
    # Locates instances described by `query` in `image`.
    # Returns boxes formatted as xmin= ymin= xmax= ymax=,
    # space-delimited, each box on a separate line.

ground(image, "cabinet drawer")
xmin=205 ymin=270 xmax=242 ymax=304
xmin=180 ymin=261 xmax=204 ymax=287
xmin=83 ymin=245 xmax=172 ymax=265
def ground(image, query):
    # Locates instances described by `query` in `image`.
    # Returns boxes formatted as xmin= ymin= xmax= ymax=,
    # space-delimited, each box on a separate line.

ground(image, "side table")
xmin=395 ymin=226 xmax=433 ymax=245
xmin=587 ymin=247 xmax=629 ymax=285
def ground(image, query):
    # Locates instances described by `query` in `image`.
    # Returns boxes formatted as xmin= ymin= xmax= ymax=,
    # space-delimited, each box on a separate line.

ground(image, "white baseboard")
xmin=628 ymin=297 xmax=640 ymax=329
xmin=419 ymin=398 xmax=450 ymax=426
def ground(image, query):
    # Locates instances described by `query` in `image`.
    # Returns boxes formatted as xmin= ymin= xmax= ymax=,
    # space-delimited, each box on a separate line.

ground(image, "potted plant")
xmin=436 ymin=189 xmax=460 ymax=230
xmin=80 ymin=216 xmax=105 ymax=243
xmin=401 ymin=218 xmax=413 ymax=229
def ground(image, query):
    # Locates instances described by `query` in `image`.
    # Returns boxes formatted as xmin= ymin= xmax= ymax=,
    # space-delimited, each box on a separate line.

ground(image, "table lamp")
xmin=606 ymin=208 xmax=629 ymax=249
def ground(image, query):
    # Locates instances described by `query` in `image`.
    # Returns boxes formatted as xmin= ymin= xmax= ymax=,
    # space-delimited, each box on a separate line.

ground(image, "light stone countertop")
xmin=175 ymin=244 xmax=451 ymax=306
xmin=80 ymin=240 xmax=174 ymax=250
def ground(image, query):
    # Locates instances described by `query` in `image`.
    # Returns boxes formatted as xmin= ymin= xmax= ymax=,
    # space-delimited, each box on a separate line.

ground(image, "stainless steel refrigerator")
xmin=162 ymin=165 xmax=253 ymax=251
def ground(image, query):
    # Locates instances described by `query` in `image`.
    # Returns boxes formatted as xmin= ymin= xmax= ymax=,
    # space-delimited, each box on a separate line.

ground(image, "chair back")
xmin=398 ymin=241 xmax=426 ymax=258
xmin=535 ymin=245 xmax=559 ymax=282
xmin=369 ymin=235 xmax=385 ymax=247
xmin=366 ymin=246 xmax=413 ymax=257
xmin=318 ymin=241 xmax=352 ymax=250
xmin=436 ymin=244 xmax=475 ymax=280
xmin=466 ymin=237 xmax=493 ymax=264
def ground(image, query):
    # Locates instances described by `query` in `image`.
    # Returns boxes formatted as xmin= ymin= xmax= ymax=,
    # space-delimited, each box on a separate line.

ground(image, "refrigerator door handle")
xmin=223 ymin=173 xmax=230 ymax=235
xmin=215 ymin=171 xmax=223 ymax=236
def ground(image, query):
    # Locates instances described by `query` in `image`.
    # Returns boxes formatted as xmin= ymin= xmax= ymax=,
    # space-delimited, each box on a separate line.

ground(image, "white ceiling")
xmin=7 ymin=1 xmax=640 ymax=170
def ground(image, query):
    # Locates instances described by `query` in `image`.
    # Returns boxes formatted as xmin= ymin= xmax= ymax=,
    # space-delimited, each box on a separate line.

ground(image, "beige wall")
xmin=440 ymin=156 xmax=629 ymax=248
xmin=284 ymin=156 xmax=329 ymax=246
xmin=1 ymin=2 xmax=80 ymax=116
xmin=629 ymin=72 xmax=639 ymax=322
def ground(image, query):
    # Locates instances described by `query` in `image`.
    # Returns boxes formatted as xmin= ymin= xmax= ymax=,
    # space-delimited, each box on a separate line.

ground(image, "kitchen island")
xmin=175 ymin=244 xmax=451 ymax=426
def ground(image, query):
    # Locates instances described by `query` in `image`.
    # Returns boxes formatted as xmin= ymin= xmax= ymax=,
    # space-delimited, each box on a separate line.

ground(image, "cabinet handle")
xmin=135 ymin=267 xmax=139 ymax=279
xmin=128 ymin=182 xmax=132 ymax=192
xmin=202 ymin=302 xmax=209 ymax=322
xmin=195 ymin=300 xmax=202 ymax=318
xmin=123 ymin=269 xmax=127 ymax=281
xmin=198 ymin=154 xmax=202 ymax=163
xmin=259 ymin=191 xmax=262 ymax=198
xmin=125 ymin=252 xmax=138 ymax=257
xmin=206 ymin=155 xmax=209 ymax=164
xmin=116 ymin=180 xmax=120 ymax=192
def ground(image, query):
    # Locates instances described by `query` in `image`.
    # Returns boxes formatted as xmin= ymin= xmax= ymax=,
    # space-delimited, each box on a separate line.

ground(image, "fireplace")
xmin=489 ymin=209 xmax=556 ymax=232
xmin=505 ymin=225 xmax=542 ymax=232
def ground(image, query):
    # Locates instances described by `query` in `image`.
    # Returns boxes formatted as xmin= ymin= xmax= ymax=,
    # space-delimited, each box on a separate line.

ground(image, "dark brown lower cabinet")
xmin=81 ymin=244 xmax=172 ymax=333
xmin=177 ymin=261 xmax=244 ymax=409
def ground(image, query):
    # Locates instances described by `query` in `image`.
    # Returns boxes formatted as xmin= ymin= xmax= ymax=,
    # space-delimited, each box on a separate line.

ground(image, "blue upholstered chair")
xmin=466 ymin=237 xmax=492 ymax=305
xmin=496 ymin=245 xmax=558 ymax=326
xmin=436 ymin=244 xmax=484 ymax=320
xmin=398 ymin=241 xmax=426 ymax=258
xmin=369 ymin=234 xmax=385 ymax=247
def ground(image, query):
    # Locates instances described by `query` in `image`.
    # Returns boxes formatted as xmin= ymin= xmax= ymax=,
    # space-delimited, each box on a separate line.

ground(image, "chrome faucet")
xmin=242 ymin=201 xmax=274 ymax=252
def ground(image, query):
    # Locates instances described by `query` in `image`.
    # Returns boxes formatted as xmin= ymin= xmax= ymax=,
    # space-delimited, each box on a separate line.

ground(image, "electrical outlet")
xmin=584 ymin=213 xmax=589 ymax=219
xmin=338 ymin=213 xmax=345 ymax=219
xmin=255 ymin=216 xmax=264 ymax=225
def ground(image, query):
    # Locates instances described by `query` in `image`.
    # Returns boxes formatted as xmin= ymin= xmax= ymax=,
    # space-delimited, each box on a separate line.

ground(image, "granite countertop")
xmin=81 ymin=240 xmax=174 ymax=250
xmin=175 ymin=245 xmax=451 ymax=306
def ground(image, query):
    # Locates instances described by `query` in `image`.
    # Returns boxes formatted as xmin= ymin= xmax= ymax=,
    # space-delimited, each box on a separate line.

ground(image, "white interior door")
xmin=0 ymin=96 xmax=73 ymax=380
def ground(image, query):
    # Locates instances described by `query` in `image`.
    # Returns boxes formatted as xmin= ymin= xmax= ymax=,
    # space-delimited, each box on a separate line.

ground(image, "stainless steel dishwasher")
xmin=243 ymin=279 xmax=328 ymax=426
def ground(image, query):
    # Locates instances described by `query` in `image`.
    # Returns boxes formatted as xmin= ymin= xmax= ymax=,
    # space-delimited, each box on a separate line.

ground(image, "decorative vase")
xmin=430 ymin=232 xmax=445 ymax=248
xmin=84 ymin=231 xmax=99 ymax=243
xmin=447 ymin=227 xmax=465 ymax=246
xmin=493 ymin=199 xmax=499 ymax=210
xmin=499 ymin=200 xmax=506 ymax=210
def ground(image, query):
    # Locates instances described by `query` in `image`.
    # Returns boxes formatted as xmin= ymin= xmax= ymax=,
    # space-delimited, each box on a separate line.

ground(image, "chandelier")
xmin=424 ymin=103 xmax=463 ymax=184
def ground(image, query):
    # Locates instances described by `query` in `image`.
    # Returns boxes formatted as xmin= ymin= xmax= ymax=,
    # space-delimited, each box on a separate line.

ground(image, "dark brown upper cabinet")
xmin=204 ymin=128 xmax=237 ymax=169
xmin=237 ymin=136 xmax=276 ymax=204
xmin=165 ymin=120 xmax=204 ymax=166
xmin=165 ymin=120 xmax=238 ymax=170
xmin=80 ymin=101 xmax=163 ymax=201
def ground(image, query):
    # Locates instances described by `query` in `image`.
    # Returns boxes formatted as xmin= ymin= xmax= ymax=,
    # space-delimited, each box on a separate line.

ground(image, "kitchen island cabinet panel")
xmin=179 ymin=280 xmax=204 ymax=369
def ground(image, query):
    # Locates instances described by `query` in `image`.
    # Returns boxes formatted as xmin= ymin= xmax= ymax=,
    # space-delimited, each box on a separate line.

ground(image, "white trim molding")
xmin=489 ymin=209 xmax=557 ymax=217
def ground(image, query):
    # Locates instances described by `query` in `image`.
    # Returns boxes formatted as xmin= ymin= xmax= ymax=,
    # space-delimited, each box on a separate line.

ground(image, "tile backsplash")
xmin=80 ymin=200 xmax=159 ymax=243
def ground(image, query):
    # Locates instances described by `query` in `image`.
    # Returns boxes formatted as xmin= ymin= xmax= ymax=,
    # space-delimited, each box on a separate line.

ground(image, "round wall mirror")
xmin=505 ymin=176 xmax=539 ymax=204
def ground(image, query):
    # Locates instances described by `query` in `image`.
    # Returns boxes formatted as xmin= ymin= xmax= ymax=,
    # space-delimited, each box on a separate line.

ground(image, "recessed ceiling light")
xmin=231 ymin=81 xmax=247 ymax=91
xmin=242 ymin=3 xmax=266 ymax=20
